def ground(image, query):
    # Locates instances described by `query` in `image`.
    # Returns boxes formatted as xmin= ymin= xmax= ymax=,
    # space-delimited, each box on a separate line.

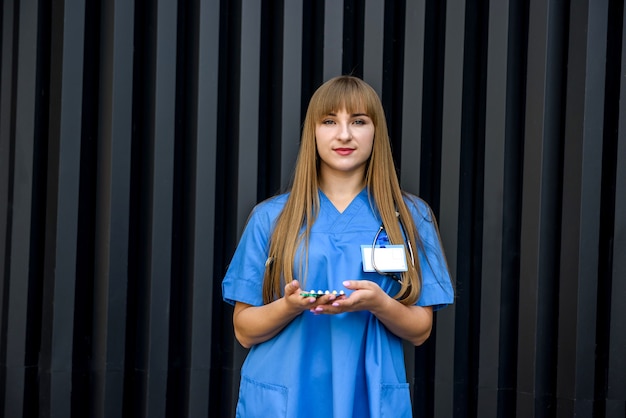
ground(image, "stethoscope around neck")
xmin=371 ymin=213 xmax=415 ymax=284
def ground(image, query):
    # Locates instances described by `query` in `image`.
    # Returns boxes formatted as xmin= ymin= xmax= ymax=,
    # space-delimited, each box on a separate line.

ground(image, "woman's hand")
xmin=233 ymin=280 xmax=340 ymax=348
xmin=311 ymin=280 xmax=434 ymax=346
xmin=309 ymin=280 xmax=384 ymax=314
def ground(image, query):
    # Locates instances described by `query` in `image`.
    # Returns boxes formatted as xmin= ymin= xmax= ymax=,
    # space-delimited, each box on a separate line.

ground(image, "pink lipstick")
xmin=334 ymin=148 xmax=354 ymax=156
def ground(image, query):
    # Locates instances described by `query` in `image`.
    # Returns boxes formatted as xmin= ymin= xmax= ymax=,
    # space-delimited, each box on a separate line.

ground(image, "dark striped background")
xmin=1 ymin=0 xmax=625 ymax=417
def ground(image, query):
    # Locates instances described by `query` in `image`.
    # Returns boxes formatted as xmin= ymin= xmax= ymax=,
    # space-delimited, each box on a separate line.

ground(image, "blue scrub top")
xmin=222 ymin=189 xmax=454 ymax=418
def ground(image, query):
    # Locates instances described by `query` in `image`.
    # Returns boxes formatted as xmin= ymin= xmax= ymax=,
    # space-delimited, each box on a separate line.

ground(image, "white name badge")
xmin=361 ymin=245 xmax=408 ymax=273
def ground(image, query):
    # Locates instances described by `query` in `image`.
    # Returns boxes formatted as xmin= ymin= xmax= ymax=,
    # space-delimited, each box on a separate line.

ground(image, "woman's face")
xmin=315 ymin=108 xmax=375 ymax=178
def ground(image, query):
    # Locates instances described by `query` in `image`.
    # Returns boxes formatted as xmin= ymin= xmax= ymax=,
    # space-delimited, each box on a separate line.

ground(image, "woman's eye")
xmin=322 ymin=119 xmax=335 ymax=125
xmin=353 ymin=119 xmax=365 ymax=125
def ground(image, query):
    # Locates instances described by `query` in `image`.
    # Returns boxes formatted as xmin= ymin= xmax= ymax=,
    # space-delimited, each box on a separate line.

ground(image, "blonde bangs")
xmin=307 ymin=77 xmax=382 ymax=125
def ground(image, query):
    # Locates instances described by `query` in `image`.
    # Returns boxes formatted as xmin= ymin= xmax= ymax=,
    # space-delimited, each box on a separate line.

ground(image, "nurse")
xmin=222 ymin=75 xmax=454 ymax=417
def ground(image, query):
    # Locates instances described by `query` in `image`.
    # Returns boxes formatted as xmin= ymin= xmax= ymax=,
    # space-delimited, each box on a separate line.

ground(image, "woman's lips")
xmin=334 ymin=148 xmax=355 ymax=156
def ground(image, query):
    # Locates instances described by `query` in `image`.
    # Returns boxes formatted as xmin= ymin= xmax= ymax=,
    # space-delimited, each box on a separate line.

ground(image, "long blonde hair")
xmin=262 ymin=76 xmax=423 ymax=305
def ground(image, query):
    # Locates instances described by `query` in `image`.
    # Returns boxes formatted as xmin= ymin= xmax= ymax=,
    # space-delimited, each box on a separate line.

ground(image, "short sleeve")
xmin=222 ymin=198 xmax=284 ymax=307
xmin=408 ymin=198 xmax=455 ymax=310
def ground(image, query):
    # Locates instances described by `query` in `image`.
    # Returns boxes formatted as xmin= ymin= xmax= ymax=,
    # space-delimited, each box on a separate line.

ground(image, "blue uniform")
xmin=222 ymin=189 xmax=454 ymax=418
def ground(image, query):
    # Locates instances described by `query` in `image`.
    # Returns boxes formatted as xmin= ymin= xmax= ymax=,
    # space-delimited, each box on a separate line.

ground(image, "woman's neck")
xmin=318 ymin=172 xmax=365 ymax=212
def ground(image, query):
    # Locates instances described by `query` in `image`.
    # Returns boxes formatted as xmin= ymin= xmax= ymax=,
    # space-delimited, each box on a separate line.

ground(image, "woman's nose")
xmin=337 ymin=123 xmax=352 ymax=140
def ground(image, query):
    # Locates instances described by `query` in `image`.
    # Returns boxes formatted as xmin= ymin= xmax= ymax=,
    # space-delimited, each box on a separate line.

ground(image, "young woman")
xmin=222 ymin=76 xmax=454 ymax=417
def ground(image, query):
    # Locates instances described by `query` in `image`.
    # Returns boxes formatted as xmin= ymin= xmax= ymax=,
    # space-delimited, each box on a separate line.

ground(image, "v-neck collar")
xmin=316 ymin=188 xmax=370 ymax=232
xmin=319 ymin=187 xmax=368 ymax=214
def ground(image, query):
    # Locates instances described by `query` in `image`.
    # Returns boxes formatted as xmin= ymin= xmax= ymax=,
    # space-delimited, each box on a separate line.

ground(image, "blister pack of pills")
xmin=300 ymin=290 xmax=346 ymax=298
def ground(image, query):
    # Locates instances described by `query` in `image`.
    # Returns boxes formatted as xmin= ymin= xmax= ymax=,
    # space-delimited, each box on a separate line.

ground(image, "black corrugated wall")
xmin=1 ymin=0 xmax=625 ymax=417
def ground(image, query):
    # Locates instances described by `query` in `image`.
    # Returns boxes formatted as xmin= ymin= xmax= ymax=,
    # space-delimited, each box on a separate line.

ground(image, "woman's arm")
xmin=312 ymin=280 xmax=433 ymax=346
xmin=368 ymin=294 xmax=433 ymax=346
xmin=233 ymin=280 xmax=337 ymax=348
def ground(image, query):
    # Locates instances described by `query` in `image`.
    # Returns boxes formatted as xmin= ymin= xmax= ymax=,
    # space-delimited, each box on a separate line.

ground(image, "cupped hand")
xmin=310 ymin=280 xmax=389 ymax=315
xmin=284 ymin=280 xmax=341 ymax=313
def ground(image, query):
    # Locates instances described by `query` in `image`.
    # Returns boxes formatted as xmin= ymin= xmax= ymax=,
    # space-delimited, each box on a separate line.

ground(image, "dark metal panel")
xmin=141 ymin=0 xmax=178 ymax=416
xmin=300 ymin=0 xmax=324 ymax=106
xmin=281 ymin=0 xmax=303 ymax=188
xmin=0 ymin=14 xmax=16 ymax=412
xmin=534 ymin=2 xmax=568 ymax=416
xmin=237 ymin=0 xmax=261 ymax=229
xmin=556 ymin=5 xmax=590 ymax=415
xmin=257 ymin=1 xmax=284 ymax=198
xmin=400 ymin=1 xmax=426 ymax=401
xmin=477 ymin=1 xmax=509 ymax=415
xmin=2 ymin=0 xmax=41 ymax=416
xmin=381 ymin=0 xmax=406 ymax=159
xmin=419 ymin=0 xmax=446 ymax=212
xmin=606 ymin=136 xmax=626 ymax=413
xmin=557 ymin=2 xmax=607 ymax=417
xmin=223 ymin=1 xmax=263 ymax=414
xmin=498 ymin=1 xmax=529 ymax=415
xmin=0 ymin=0 xmax=15 ymax=304
xmin=211 ymin=0 xmax=242 ymax=415
xmin=517 ymin=1 xmax=569 ymax=415
xmin=324 ymin=0 xmax=343 ymax=80
xmin=363 ymin=0 xmax=384 ymax=94
xmin=517 ymin=1 xmax=547 ymax=415
xmin=38 ymin=1 xmax=86 ymax=416
xmin=187 ymin=0 xmax=220 ymax=416
xmin=341 ymin=0 xmax=365 ymax=78
xmin=400 ymin=0 xmax=425 ymax=195
xmin=454 ymin=1 xmax=489 ymax=415
xmin=606 ymin=4 xmax=626 ymax=413
xmin=91 ymin=0 xmax=134 ymax=416
xmin=434 ymin=0 xmax=465 ymax=416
